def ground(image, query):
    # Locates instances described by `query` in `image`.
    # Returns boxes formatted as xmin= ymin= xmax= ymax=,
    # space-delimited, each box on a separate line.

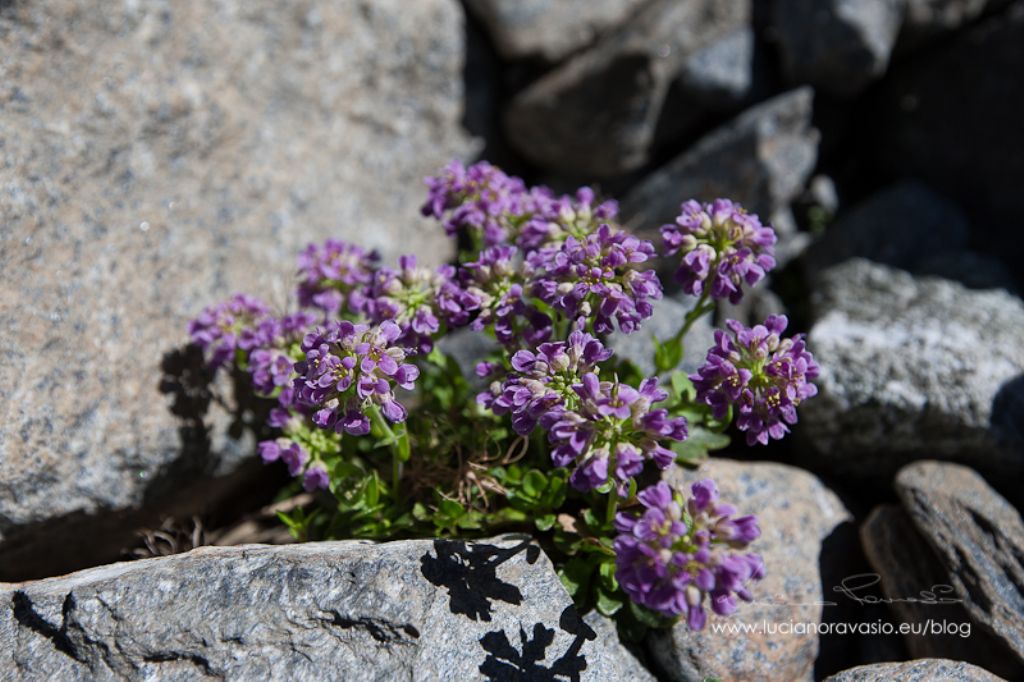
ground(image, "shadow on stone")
xmin=420 ymin=537 xmax=540 ymax=622
xmin=478 ymin=605 xmax=596 ymax=682
xmin=0 ymin=345 xmax=282 ymax=581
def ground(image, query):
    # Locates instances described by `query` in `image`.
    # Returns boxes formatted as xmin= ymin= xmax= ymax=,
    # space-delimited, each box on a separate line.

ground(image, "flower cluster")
xmin=247 ymin=311 xmax=319 ymax=395
xmin=530 ymin=224 xmax=663 ymax=334
xmin=460 ymin=246 xmax=551 ymax=347
xmin=542 ymin=375 xmax=687 ymax=492
xmin=422 ymin=160 xmax=618 ymax=252
xmin=296 ymin=239 xmax=378 ymax=315
xmin=614 ymin=480 xmax=764 ymax=628
xmin=478 ymin=331 xmax=612 ymax=434
xmin=188 ymin=294 xmax=270 ymax=368
xmin=363 ymin=255 xmax=476 ymax=352
xmin=661 ymin=199 xmax=776 ymax=304
xmin=293 ymin=320 xmax=420 ymax=435
xmin=691 ymin=315 xmax=819 ymax=446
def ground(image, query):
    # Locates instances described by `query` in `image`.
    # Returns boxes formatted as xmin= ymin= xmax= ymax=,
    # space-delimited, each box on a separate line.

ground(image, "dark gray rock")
xmin=825 ymin=658 xmax=1006 ymax=682
xmin=914 ymin=251 xmax=1019 ymax=292
xmin=802 ymin=259 xmax=1024 ymax=478
xmin=898 ymin=0 xmax=1010 ymax=50
xmin=860 ymin=505 xmax=1019 ymax=677
xmin=0 ymin=537 xmax=653 ymax=680
xmin=504 ymin=0 xmax=750 ymax=177
xmin=895 ymin=461 xmax=1024 ymax=671
xmin=649 ymin=459 xmax=851 ymax=682
xmin=874 ymin=2 xmax=1024 ymax=288
xmin=621 ymin=88 xmax=818 ymax=244
xmin=802 ymin=180 xmax=970 ymax=275
xmin=676 ymin=26 xmax=756 ymax=108
xmin=0 ymin=0 xmax=475 ymax=580
xmin=773 ymin=0 xmax=904 ymax=97
xmin=464 ymin=0 xmax=649 ymax=62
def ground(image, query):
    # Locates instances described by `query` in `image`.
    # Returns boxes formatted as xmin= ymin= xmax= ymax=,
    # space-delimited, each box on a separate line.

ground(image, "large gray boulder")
xmin=772 ymin=0 xmax=904 ymax=97
xmin=1 ymin=537 xmax=652 ymax=680
xmin=621 ymin=88 xmax=818 ymax=262
xmin=860 ymin=505 xmax=1019 ymax=677
xmin=801 ymin=259 xmax=1024 ymax=478
xmin=895 ymin=461 xmax=1024 ymax=674
xmin=649 ymin=460 xmax=851 ymax=682
xmin=464 ymin=0 xmax=649 ymax=62
xmin=0 ymin=0 xmax=476 ymax=580
xmin=825 ymin=658 xmax=1006 ymax=682
xmin=504 ymin=0 xmax=750 ymax=177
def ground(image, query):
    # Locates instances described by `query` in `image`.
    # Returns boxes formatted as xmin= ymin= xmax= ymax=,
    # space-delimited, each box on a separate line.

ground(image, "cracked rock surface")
xmin=0 ymin=536 xmax=651 ymax=681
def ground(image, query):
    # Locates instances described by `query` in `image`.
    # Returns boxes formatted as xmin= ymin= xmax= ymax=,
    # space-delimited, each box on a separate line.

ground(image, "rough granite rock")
xmin=621 ymin=88 xmax=818 ymax=246
xmin=0 ymin=537 xmax=653 ymax=681
xmin=676 ymin=26 xmax=756 ymax=108
xmin=824 ymin=658 xmax=1006 ymax=682
xmin=772 ymin=0 xmax=904 ymax=97
xmin=873 ymin=2 xmax=1024 ymax=287
xmin=895 ymin=461 xmax=1024 ymax=672
xmin=464 ymin=0 xmax=649 ymax=62
xmin=504 ymin=0 xmax=750 ymax=177
xmin=0 ymin=0 xmax=475 ymax=580
xmin=860 ymin=505 xmax=1020 ymax=677
xmin=801 ymin=259 xmax=1024 ymax=477
xmin=648 ymin=459 xmax=851 ymax=682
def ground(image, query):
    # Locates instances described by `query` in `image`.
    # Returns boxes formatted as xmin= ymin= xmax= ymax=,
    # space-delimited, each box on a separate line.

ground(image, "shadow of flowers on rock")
xmin=420 ymin=537 xmax=540 ymax=622
xmin=478 ymin=606 xmax=596 ymax=681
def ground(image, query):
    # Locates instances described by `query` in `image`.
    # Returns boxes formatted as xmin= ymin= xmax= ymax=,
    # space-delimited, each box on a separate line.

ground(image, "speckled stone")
xmin=824 ymin=658 xmax=1007 ymax=681
xmin=0 ymin=536 xmax=653 ymax=680
xmin=504 ymin=0 xmax=750 ymax=177
xmin=0 ymin=0 xmax=475 ymax=580
xmin=801 ymin=260 xmax=1024 ymax=478
xmin=648 ymin=459 xmax=851 ymax=682
xmin=895 ymin=461 xmax=1024 ymax=675
xmin=464 ymin=0 xmax=649 ymax=62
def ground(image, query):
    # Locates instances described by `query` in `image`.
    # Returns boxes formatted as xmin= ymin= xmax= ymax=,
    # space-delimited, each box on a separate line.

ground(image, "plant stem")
xmin=671 ymin=291 xmax=713 ymax=348
xmin=605 ymin=490 xmax=618 ymax=526
xmin=368 ymin=405 xmax=403 ymax=499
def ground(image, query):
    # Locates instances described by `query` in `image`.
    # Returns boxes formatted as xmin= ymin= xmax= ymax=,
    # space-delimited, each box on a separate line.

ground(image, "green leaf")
xmin=595 ymin=587 xmax=624 ymax=616
xmin=653 ymin=336 xmax=684 ymax=373
xmin=672 ymin=427 xmax=730 ymax=465
xmin=598 ymin=560 xmax=619 ymax=590
xmin=670 ymin=371 xmax=696 ymax=401
xmin=534 ymin=513 xmax=556 ymax=532
xmin=558 ymin=557 xmax=595 ymax=599
xmin=522 ymin=469 xmax=547 ymax=498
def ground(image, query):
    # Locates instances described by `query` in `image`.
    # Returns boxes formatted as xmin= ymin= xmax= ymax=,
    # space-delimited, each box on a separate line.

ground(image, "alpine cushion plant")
xmin=187 ymin=159 xmax=819 ymax=635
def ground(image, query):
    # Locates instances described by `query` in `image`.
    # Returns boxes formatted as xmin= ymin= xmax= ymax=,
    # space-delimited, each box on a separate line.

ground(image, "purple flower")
xmin=421 ymin=160 xmax=538 ymax=247
xmin=296 ymin=239 xmax=377 ymax=315
xmin=461 ymin=245 xmax=551 ymax=347
xmin=661 ymin=199 xmax=776 ymax=304
xmin=614 ymin=479 xmax=764 ymax=627
xmin=258 ymin=438 xmax=310 ymax=478
xmin=691 ymin=315 xmax=819 ymax=446
xmin=364 ymin=255 xmax=477 ymax=352
xmin=244 ymin=311 xmax=318 ymax=397
xmin=478 ymin=331 xmax=613 ymax=435
xmin=516 ymin=186 xmax=619 ymax=252
xmin=303 ymin=465 xmax=330 ymax=492
xmin=422 ymin=161 xmax=619 ymax=252
xmin=293 ymin=320 xmax=420 ymax=435
xmin=188 ymin=294 xmax=271 ymax=368
xmin=529 ymin=224 xmax=662 ymax=335
xmin=542 ymin=374 xmax=687 ymax=492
